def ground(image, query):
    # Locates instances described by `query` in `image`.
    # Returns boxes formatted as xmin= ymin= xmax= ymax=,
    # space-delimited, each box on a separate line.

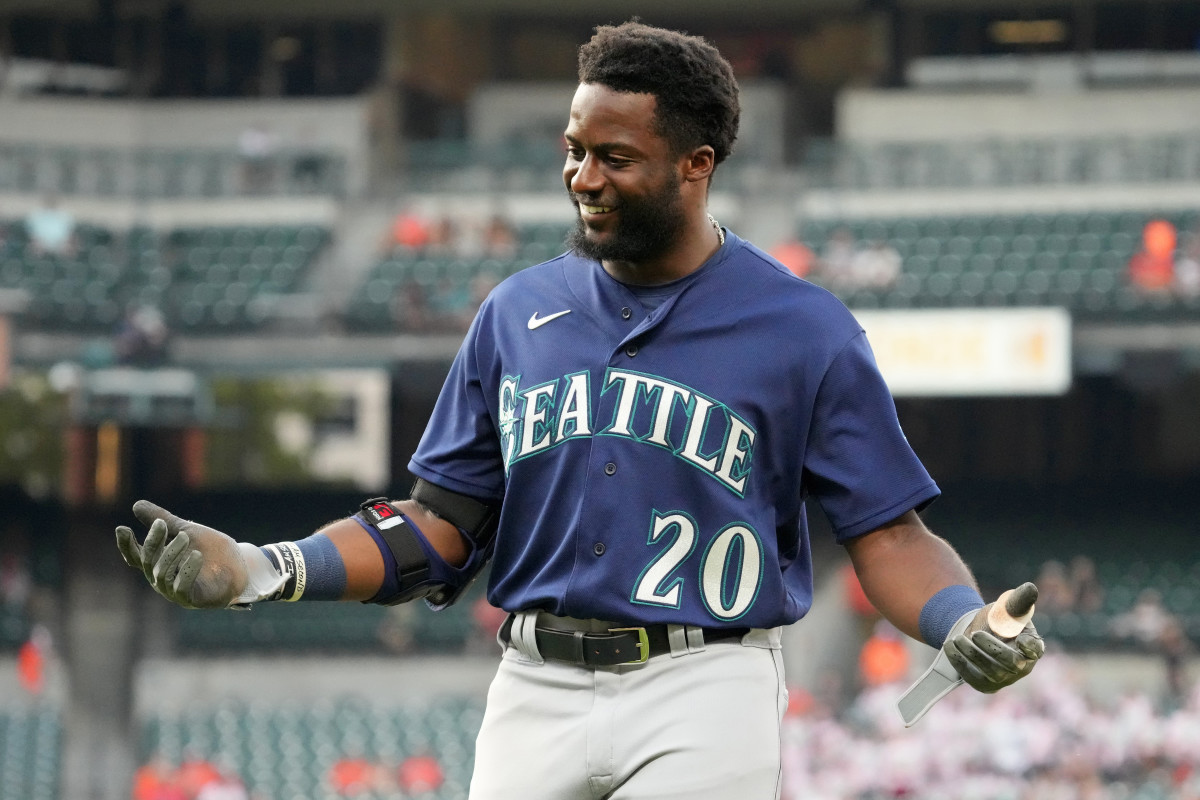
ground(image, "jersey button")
xmin=621 ymin=307 xmax=632 ymax=320
xmin=625 ymin=344 xmax=639 ymax=357
xmin=593 ymin=542 xmax=606 ymax=556
xmin=604 ymin=462 xmax=617 ymax=476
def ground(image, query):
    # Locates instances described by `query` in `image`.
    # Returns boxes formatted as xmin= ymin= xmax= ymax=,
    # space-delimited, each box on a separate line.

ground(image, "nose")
xmin=566 ymin=153 xmax=603 ymax=196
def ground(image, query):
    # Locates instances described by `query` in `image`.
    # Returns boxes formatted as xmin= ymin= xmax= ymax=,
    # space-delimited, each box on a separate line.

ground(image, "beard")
xmin=566 ymin=174 xmax=687 ymax=264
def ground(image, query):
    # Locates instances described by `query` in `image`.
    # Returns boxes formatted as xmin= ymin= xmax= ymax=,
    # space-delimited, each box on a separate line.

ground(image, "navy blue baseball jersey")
xmin=409 ymin=230 xmax=940 ymax=629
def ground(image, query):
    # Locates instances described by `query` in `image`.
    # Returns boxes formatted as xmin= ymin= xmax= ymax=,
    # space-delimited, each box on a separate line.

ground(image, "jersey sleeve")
xmin=804 ymin=330 xmax=940 ymax=541
xmin=408 ymin=309 xmax=506 ymax=502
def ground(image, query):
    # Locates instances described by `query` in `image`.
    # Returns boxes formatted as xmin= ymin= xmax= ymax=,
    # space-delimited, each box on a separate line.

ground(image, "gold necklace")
xmin=707 ymin=213 xmax=725 ymax=247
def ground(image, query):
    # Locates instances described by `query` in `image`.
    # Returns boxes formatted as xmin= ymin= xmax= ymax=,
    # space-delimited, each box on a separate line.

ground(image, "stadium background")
xmin=1 ymin=1 xmax=1200 ymax=798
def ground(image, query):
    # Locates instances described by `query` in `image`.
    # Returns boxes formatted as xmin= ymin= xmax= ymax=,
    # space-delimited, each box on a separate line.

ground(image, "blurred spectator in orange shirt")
xmin=1128 ymin=219 xmax=1176 ymax=292
xmin=17 ymin=624 xmax=50 ymax=695
xmin=175 ymin=754 xmax=222 ymax=799
xmin=859 ymin=620 xmax=910 ymax=687
xmin=387 ymin=210 xmax=431 ymax=253
xmin=397 ymin=754 xmax=445 ymax=794
xmin=328 ymin=756 xmax=390 ymax=796
xmin=841 ymin=561 xmax=877 ymax=618
xmin=770 ymin=239 xmax=815 ymax=279
xmin=132 ymin=756 xmax=187 ymax=800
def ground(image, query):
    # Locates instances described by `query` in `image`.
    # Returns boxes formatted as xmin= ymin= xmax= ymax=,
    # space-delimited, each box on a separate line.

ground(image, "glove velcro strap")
xmin=262 ymin=542 xmax=306 ymax=601
xmin=232 ymin=542 xmax=289 ymax=607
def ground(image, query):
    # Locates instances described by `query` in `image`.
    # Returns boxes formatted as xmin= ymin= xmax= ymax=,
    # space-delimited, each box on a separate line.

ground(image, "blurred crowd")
xmin=823 ymin=553 xmax=1198 ymax=799
xmin=132 ymin=751 xmax=444 ymax=800
xmin=133 ymin=754 xmax=250 ymax=800
xmin=378 ymin=209 xmax=518 ymax=334
xmin=782 ymin=652 xmax=1200 ymax=800
xmin=126 ymin=647 xmax=1199 ymax=800
xmin=770 ymin=228 xmax=902 ymax=292
xmin=1034 ymin=556 xmax=1107 ymax=616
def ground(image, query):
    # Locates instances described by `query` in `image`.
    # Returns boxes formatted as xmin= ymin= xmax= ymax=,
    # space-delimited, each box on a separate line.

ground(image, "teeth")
xmin=582 ymin=205 xmax=614 ymax=214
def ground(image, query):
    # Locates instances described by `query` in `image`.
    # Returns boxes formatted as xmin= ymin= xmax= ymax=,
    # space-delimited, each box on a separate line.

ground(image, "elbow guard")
xmin=355 ymin=483 xmax=498 ymax=608
xmin=356 ymin=498 xmax=443 ymax=606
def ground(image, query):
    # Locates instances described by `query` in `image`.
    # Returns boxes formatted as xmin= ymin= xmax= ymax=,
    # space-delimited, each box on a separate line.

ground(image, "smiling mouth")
xmin=580 ymin=204 xmax=615 ymax=215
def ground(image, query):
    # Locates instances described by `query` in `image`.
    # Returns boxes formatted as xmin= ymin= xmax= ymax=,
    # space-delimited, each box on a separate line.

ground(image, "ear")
xmin=680 ymin=145 xmax=716 ymax=184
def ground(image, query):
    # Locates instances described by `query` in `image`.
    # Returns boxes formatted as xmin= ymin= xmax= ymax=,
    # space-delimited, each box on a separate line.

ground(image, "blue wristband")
xmin=919 ymin=585 xmax=984 ymax=648
xmin=261 ymin=533 xmax=347 ymax=601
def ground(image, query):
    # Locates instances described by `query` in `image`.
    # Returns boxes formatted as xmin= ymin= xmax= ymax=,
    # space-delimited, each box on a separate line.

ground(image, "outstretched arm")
xmin=116 ymin=498 xmax=467 ymax=609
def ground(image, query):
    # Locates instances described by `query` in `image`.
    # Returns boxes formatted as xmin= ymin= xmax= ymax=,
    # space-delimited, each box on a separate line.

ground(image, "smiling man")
xmin=117 ymin=21 xmax=1043 ymax=800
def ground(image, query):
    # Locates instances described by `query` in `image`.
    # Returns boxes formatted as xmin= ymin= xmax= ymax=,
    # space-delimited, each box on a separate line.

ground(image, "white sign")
xmin=854 ymin=307 xmax=1072 ymax=396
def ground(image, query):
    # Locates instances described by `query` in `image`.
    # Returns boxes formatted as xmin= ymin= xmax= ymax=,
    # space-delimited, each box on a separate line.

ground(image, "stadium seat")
xmin=0 ymin=707 xmax=61 ymax=800
xmin=141 ymin=697 xmax=483 ymax=800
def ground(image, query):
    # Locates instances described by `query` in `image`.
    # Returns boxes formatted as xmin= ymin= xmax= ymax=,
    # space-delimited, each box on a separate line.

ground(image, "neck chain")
xmin=708 ymin=213 xmax=725 ymax=247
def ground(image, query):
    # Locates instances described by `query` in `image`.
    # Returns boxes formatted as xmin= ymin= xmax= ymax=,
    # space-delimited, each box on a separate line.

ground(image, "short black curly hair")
xmin=578 ymin=21 xmax=740 ymax=168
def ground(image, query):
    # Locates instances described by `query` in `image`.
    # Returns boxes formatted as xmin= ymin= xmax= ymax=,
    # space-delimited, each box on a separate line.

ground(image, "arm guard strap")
xmin=356 ymin=498 xmax=439 ymax=606
xmin=411 ymin=478 xmax=499 ymax=553
xmin=356 ymin=485 xmax=499 ymax=608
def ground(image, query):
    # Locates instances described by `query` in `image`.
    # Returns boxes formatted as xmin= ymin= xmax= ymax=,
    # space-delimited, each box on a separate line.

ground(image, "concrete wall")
xmin=837 ymin=87 xmax=1200 ymax=142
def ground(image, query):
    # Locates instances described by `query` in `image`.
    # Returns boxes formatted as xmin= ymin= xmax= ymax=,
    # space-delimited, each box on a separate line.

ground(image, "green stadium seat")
xmin=988 ymin=270 xmax=1021 ymax=299
xmin=1107 ymin=231 xmax=1136 ymax=255
xmin=936 ymin=254 xmax=964 ymax=275
xmin=1075 ymin=232 xmax=1104 ymax=256
xmin=141 ymin=698 xmax=485 ymax=800
xmin=1050 ymin=215 xmax=1082 ymax=236
xmin=1044 ymin=233 xmax=1072 ymax=257
xmin=914 ymin=236 xmax=941 ymax=259
xmin=999 ymin=253 xmax=1031 ymax=274
xmin=977 ymin=235 xmax=1006 ymax=258
xmin=891 ymin=220 xmax=921 ymax=241
xmin=1018 ymin=215 xmax=1051 ymax=237
xmin=921 ymin=218 xmax=953 ymax=239
xmin=1010 ymin=233 xmax=1039 ymax=257
xmin=945 ymin=236 xmax=974 ymax=259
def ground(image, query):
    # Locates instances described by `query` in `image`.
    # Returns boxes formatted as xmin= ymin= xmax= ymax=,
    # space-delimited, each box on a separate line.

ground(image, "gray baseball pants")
xmin=468 ymin=611 xmax=787 ymax=799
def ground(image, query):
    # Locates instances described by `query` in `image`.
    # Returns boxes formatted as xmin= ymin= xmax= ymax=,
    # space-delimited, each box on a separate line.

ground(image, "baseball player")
xmin=117 ymin=22 xmax=1044 ymax=799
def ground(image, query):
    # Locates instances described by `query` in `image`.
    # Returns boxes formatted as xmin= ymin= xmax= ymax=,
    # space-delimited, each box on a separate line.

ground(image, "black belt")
xmin=499 ymin=614 xmax=749 ymax=667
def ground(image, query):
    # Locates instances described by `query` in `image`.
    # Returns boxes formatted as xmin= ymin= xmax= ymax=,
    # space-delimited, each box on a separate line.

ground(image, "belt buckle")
xmin=608 ymin=627 xmax=650 ymax=664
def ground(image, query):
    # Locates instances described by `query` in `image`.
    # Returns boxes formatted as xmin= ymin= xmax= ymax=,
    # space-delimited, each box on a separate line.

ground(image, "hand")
xmin=116 ymin=500 xmax=248 ymax=609
xmin=943 ymin=582 xmax=1045 ymax=693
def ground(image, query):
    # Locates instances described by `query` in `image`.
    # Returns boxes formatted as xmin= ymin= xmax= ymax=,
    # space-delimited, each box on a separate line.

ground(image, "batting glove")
xmin=115 ymin=500 xmax=286 ymax=609
xmin=943 ymin=583 xmax=1045 ymax=693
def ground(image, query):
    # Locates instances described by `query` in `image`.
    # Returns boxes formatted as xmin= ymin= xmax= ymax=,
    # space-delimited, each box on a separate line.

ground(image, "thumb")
xmin=132 ymin=499 xmax=181 ymax=529
xmin=1004 ymin=582 xmax=1039 ymax=618
xmin=983 ymin=582 xmax=1039 ymax=640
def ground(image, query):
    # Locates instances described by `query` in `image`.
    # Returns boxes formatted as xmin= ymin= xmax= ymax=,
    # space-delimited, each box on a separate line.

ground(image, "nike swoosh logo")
xmin=527 ymin=310 xmax=572 ymax=330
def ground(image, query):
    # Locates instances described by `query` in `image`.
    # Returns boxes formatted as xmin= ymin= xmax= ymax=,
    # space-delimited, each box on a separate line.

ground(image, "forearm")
xmin=276 ymin=500 xmax=467 ymax=602
xmin=844 ymin=510 xmax=978 ymax=643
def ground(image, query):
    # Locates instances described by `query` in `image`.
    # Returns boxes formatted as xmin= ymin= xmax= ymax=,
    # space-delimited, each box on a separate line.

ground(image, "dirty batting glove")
xmin=115 ymin=500 xmax=286 ymax=609
xmin=943 ymin=582 xmax=1046 ymax=694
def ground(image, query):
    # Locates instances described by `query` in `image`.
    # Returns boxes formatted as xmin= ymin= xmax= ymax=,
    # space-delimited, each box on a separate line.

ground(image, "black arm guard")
xmin=410 ymin=478 xmax=499 ymax=553
xmin=409 ymin=478 xmax=500 ymax=609
xmin=357 ymin=498 xmax=439 ymax=606
xmin=357 ymin=482 xmax=499 ymax=608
